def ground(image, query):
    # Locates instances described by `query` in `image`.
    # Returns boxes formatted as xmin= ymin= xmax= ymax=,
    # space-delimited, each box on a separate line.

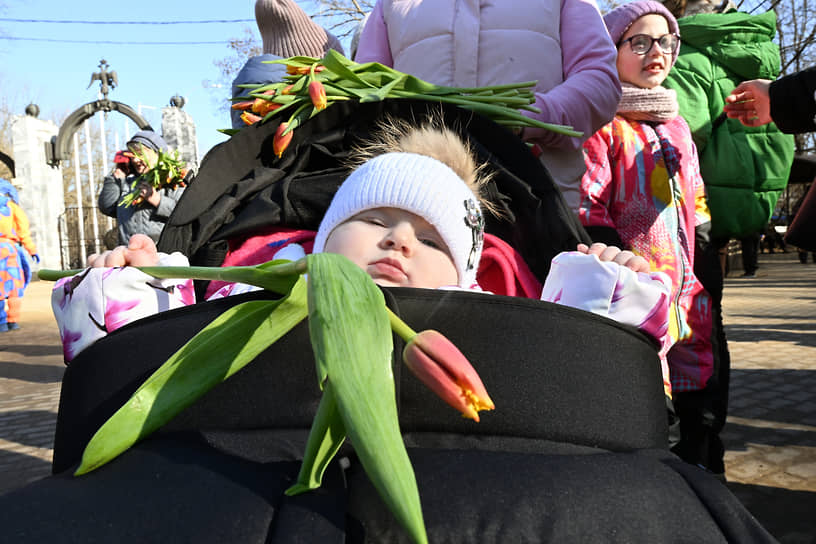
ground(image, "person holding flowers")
xmin=98 ymin=130 xmax=187 ymax=245
xmin=353 ymin=0 xmax=622 ymax=213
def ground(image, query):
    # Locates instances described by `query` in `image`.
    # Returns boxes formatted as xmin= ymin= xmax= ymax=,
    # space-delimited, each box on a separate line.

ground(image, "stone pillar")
xmin=161 ymin=95 xmax=199 ymax=170
xmin=10 ymin=110 xmax=65 ymax=271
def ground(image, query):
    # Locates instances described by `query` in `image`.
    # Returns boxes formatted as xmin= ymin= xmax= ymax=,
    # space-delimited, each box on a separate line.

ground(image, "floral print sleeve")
xmin=541 ymin=251 xmax=674 ymax=396
xmin=51 ymin=252 xmax=195 ymax=363
xmin=579 ymin=124 xmax=618 ymax=229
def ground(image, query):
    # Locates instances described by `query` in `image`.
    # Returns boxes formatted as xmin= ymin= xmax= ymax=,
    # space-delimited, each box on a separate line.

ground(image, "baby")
xmin=53 ymin=121 xmax=667 ymax=362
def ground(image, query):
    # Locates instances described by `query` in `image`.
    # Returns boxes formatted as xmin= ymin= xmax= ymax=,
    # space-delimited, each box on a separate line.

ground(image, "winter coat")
xmin=663 ymin=10 xmax=795 ymax=239
xmin=98 ymin=174 xmax=185 ymax=245
xmin=769 ymin=65 xmax=816 ymax=134
xmin=354 ymin=0 xmax=621 ymax=211
xmin=230 ymin=54 xmax=287 ymax=130
xmin=1 ymin=195 xmax=37 ymax=299
xmin=580 ymin=115 xmax=713 ymax=394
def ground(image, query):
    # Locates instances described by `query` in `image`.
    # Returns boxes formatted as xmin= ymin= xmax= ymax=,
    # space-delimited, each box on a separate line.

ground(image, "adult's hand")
xmin=723 ymin=79 xmax=773 ymax=127
xmin=136 ymin=181 xmax=161 ymax=207
xmin=112 ymin=165 xmax=129 ymax=180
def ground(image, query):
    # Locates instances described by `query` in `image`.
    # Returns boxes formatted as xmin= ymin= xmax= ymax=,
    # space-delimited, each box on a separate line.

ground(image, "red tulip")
xmin=240 ymin=112 xmax=262 ymax=126
xmin=252 ymin=98 xmax=281 ymax=116
xmin=273 ymin=122 xmax=293 ymax=158
xmin=309 ymin=80 xmax=328 ymax=111
xmin=231 ymin=101 xmax=254 ymax=111
xmin=402 ymin=330 xmax=494 ymax=422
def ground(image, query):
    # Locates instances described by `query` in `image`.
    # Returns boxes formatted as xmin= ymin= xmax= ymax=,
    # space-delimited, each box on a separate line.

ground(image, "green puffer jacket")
xmin=664 ymin=10 xmax=794 ymax=240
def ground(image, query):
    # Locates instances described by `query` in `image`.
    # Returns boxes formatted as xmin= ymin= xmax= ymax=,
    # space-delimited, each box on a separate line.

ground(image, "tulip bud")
xmin=402 ymin=330 xmax=494 ymax=422
xmin=240 ymin=112 xmax=262 ymax=126
xmin=309 ymin=80 xmax=328 ymax=111
xmin=252 ymin=98 xmax=281 ymax=116
xmin=287 ymin=64 xmax=326 ymax=75
xmin=231 ymin=101 xmax=254 ymax=111
xmin=273 ymin=122 xmax=293 ymax=158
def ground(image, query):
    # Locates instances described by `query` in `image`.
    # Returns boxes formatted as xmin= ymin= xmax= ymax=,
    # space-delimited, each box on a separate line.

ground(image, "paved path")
xmin=0 ymin=280 xmax=64 ymax=493
xmin=1 ymin=253 xmax=815 ymax=542
xmin=718 ymin=252 xmax=816 ymax=543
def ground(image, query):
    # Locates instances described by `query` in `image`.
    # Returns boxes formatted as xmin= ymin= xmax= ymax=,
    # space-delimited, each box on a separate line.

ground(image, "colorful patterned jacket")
xmin=1 ymin=192 xmax=37 ymax=300
xmin=580 ymin=114 xmax=713 ymax=394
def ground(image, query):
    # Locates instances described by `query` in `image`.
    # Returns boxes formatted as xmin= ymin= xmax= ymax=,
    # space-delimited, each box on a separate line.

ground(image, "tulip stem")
xmin=386 ymin=308 xmax=418 ymax=343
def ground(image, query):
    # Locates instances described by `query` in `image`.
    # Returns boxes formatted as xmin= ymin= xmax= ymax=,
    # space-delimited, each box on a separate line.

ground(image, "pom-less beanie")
xmin=127 ymin=130 xmax=168 ymax=153
xmin=604 ymin=1 xmax=681 ymax=66
xmin=313 ymin=152 xmax=485 ymax=288
xmin=255 ymin=0 xmax=345 ymax=58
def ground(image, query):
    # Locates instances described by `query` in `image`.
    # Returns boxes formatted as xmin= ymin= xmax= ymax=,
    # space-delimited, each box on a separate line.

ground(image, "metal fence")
xmin=57 ymin=206 xmax=115 ymax=269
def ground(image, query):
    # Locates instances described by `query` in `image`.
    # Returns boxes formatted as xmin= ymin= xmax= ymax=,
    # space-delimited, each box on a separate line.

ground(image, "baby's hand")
xmin=576 ymin=243 xmax=650 ymax=273
xmin=87 ymin=234 xmax=160 ymax=268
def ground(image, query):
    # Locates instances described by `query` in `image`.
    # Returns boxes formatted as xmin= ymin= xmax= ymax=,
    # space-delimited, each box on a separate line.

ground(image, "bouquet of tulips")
xmin=119 ymin=148 xmax=188 ymax=207
xmin=229 ymin=49 xmax=581 ymax=158
xmin=39 ymin=254 xmax=494 ymax=544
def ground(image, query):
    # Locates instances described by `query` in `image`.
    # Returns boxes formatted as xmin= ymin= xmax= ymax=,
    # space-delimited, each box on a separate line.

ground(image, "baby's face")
xmin=323 ymin=207 xmax=459 ymax=288
xmin=616 ymin=14 xmax=673 ymax=89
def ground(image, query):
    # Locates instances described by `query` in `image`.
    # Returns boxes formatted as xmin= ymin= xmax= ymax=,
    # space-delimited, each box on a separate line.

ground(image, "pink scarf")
xmin=617 ymin=82 xmax=679 ymax=123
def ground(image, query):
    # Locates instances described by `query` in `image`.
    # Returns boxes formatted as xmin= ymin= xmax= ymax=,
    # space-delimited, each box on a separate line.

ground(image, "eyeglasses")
xmin=619 ymin=33 xmax=679 ymax=55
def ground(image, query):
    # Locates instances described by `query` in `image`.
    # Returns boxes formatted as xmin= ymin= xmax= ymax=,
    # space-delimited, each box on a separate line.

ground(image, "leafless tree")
xmin=209 ymin=1 xmax=373 ymax=109
xmin=310 ymin=0 xmax=374 ymax=40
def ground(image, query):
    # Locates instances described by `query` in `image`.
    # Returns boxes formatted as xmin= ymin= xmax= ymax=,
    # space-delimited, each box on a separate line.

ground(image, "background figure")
xmin=353 ymin=0 xmax=621 ymax=212
xmin=790 ymin=187 xmax=816 ymax=262
xmin=739 ymin=230 xmax=761 ymax=277
xmin=762 ymin=219 xmax=787 ymax=254
xmin=98 ymin=130 xmax=185 ymax=245
xmin=0 ymin=179 xmax=39 ymax=332
xmin=231 ymin=0 xmax=345 ymax=130
xmin=724 ymin=66 xmax=816 ymax=134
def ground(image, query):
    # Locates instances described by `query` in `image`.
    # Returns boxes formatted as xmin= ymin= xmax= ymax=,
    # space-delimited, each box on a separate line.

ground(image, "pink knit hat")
xmin=604 ymin=1 xmax=681 ymax=65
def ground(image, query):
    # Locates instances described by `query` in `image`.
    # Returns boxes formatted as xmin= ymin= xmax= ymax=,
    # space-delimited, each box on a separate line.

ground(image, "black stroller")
xmin=0 ymin=100 xmax=774 ymax=542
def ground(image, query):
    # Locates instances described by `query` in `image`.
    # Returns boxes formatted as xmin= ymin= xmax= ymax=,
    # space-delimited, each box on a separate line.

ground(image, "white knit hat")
xmin=313 ymin=152 xmax=485 ymax=288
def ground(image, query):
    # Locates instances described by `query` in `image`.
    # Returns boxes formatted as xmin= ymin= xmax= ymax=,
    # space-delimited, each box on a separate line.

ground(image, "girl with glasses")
xmin=578 ymin=1 xmax=718 ymax=467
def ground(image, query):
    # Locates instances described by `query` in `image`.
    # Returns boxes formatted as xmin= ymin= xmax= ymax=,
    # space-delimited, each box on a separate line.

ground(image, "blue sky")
xmin=0 ymin=0 xmax=339 ymax=158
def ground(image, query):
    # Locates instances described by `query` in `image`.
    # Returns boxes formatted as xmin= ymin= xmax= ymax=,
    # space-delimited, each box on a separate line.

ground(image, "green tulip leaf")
xmin=319 ymin=49 xmax=377 ymax=88
xmin=285 ymin=382 xmax=347 ymax=495
xmin=266 ymin=55 xmax=321 ymax=68
xmin=75 ymin=278 xmax=308 ymax=476
xmin=306 ymin=253 xmax=427 ymax=544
